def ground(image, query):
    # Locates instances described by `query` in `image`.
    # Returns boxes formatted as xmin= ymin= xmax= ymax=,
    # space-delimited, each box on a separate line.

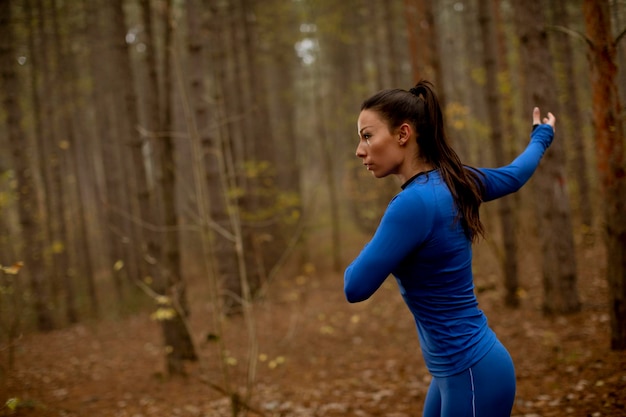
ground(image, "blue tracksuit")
xmin=344 ymin=124 xmax=554 ymax=416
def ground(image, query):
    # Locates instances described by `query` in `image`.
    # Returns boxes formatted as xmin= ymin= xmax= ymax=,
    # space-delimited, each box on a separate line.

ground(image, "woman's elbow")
xmin=344 ymin=286 xmax=366 ymax=303
xmin=344 ymin=277 xmax=370 ymax=303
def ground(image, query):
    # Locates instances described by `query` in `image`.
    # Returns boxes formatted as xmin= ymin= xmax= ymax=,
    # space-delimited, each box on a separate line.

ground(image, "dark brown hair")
xmin=361 ymin=80 xmax=485 ymax=242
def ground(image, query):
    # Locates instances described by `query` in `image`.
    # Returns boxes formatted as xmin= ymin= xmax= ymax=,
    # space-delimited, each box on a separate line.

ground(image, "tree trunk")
xmin=264 ymin=0 xmax=305 ymax=261
xmin=583 ymin=0 xmax=626 ymax=350
xmin=333 ymin=1 xmax=397 ymax=237
xmin=404 ymin=0 xmax=445 ymax=107
xmin=109 ymin=0 xmax=143 ymax=286
xmin=59 ymin=0 xmax=99 ymax=319
xmin=477 ymin=0 xmax=520 ymax=307
xmin=158 ymin=0 xmax=198 ymax=374
xmin=26 ymin=0 xmax=56 ymax=310
xmin=314 ymin=64 xmax=342 ymax=273
xmin=217 ymin=0 xmax=251 ymax=312
xmin=551 ymin=0 xmax=593 ymax=228
xmin=383 ymin=1 xmax=401 ymax=87
xmin=239 ymin=0 xmax=287 ymax=289
xmin=1 ymin=0 xmax=54 ymax=331
xmin=513 ymin=0 xmax=581 ymax=315
xmin=94 ymin=0 xmax=133 ymax=301
xmin=205 ymin=0 xmax=243 ymax=314
xmin=50 ymin=0 xmax=78 ymax=325
xmin=83 ymin=0 xmax=115 ymax=302
xmin=112 ymin=0 xmax=162 ymax=291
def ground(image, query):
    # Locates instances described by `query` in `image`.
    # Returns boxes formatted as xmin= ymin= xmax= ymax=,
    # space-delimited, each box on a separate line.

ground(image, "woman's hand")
xmin=532 ymin=107 xmax=556 ymax=132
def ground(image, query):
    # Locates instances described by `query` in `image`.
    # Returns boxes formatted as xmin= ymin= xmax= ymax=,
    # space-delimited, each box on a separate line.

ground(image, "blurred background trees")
xmin=0 ymin=0 xmax=625 ymax=377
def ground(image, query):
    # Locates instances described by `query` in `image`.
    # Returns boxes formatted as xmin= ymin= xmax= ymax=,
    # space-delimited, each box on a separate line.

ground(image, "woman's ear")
xmin=398 ymin=123 xmax=411 ymax=145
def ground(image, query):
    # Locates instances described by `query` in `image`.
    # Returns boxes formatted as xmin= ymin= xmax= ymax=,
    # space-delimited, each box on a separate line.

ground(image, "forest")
xmin=1 ymin=0 xmax=626 ymax=416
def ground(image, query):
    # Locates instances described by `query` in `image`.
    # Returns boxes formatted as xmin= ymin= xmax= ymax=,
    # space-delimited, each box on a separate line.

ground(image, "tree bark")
xmin=83 ymin=0 xmax=114 ymax=303
xmin=59 ymin=0 xmax=99 ymax=318
xmin=551 ymin=0 xmax=593 ymax=228
xmin=159 ymin=0 xmax=198 ymax=373
xmin=205 ymin=0 xmax=243 ymax=314
xmin=513 ymin=0 xmax=581 ymax=315
xmin=478 ymin=0 xmax=520 ymax=307
xmin=94 ymin=0 xmax=134 ymax=301
xmin=50 ymin=0 xmax=78 ymax=325
xmin=583 ymin=0 xmax=626 ymax=350
xmin=109 ymin=0 xmax=143 ymax=286
xmin=404 ymin=0 xmax=445 ymax=108
xmin=1 ymin=0 xmax=54 ymax=331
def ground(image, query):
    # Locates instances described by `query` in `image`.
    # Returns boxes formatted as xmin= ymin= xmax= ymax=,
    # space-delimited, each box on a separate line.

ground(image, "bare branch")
xmin=615 ymin=27 xmax=626 ymax=46
xmin=548 ymin=25 xmax=594 ymax=49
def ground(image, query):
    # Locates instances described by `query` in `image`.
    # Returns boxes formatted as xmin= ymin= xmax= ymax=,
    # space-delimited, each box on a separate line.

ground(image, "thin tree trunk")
xmin=94 ymin=0 xmax=136 ymax=301
xmin=158 ymin=0 xmax=198 ymax=374
xmin=478 ymin=0 xmax=520 ymax=307
xmin=383 ymin=1 xmax=400 ymax=87
xmin=262 ymin=0 xmax=306 ymax=278
xmin=109 ymin=0 xmax=142 ymax=286
xmin=239 ymin=0 xmax=287 ymax=290
xmin=50 ymin=0 xmax=78 ymax=325
xmin=513 ymin=0 xmax=581 ymax=315
xmin=583 ymin=0 xmax=626 ymax=350
xmin=314 ymin=67 xmax=342 ymax=273
xmin=84 ymin=0 xmax=124 ymax=303
xmin=25 ymin=0 xmax=56 ymax=310
xmin=345 ymin=11 xmax=398 ymax=234
xmin=205 ymin=0 xmax=242 ymax=314
xmin=112 ymin=0 xmax=162 ymax=290
xmin=1 ymin=0 xmax=54 ymax=331
xmin=611 ymin=1 xmax=626 ymax=107
xmin=35 ymin=0 xmax=66 ymax=313
xmin=61 ymin=1 xmax=99 ymax=318
xmin=226 ymin=0 xmax=253 ymax=307
xmin=551 ymin=0 xmax=593 ymax=228
xmin=371 ymin=4 xmax=387 ymax=90
xmin=493 ymin=0 xmax=524 ymax=302
xmin=405 ymin=0 xmax=445 ymax=108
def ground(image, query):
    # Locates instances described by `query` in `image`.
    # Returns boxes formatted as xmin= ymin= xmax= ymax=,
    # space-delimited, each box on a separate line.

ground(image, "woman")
xmin=344 ymin=80 xmax=555 ymax=417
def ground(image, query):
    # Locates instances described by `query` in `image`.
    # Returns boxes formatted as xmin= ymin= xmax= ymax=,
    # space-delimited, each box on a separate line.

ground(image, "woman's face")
xmin=356 ymin=109 xmax=406 ymax=178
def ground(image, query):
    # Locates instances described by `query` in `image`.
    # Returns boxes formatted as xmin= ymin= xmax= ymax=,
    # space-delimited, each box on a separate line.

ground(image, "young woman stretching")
xmin=344 ymin=80 xmax=555 ymax=417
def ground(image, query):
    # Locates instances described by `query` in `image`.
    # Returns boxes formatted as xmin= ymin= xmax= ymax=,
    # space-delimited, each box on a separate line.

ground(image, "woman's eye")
xmin=362 ymin=134 xmax=371 ymax=144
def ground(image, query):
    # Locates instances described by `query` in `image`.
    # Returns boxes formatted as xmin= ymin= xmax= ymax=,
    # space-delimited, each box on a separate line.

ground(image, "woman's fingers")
xmin=532 ymin=107 xmax=541 ymax=125
xmin=533 ymin=108 xmax=556 ymax=132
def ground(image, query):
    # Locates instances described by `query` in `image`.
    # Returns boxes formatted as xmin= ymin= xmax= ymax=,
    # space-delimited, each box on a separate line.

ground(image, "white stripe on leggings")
xmin=469 ymin=367 xmax=476 ymax=417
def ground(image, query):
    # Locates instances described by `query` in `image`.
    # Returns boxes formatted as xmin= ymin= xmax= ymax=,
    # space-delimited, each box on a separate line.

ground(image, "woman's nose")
xmin=355 ymin=142 xmax=366 ymax=158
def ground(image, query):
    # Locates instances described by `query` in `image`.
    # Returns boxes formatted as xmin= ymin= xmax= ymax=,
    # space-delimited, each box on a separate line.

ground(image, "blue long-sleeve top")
xmin=344 ymin=124 xmax=554 ymax=377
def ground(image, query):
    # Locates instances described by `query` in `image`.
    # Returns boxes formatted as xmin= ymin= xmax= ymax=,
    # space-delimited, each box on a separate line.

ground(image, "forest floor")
xmin=2 ymin=229 xmax=626 ymax=417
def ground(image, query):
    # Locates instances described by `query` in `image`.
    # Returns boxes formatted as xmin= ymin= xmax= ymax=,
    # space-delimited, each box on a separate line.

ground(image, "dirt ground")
xmin=2 ymin=231 xmax=626 ymax=417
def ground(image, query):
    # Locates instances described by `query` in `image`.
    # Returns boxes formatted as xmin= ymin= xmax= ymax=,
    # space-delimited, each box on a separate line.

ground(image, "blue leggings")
xmin=422 ymin=340 xmax=516 ymax=417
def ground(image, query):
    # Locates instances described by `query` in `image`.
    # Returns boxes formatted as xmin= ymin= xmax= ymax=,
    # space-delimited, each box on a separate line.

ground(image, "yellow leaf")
xmin=320 ymin=325 xmax=334 ymax=335
xmin=113 ymin=260 xmax=124 ymax=271
xmin=51 ymin=241 xmax=65 ymax=254
xmin=303 ymin=263 xmax=316 ymax=274
xmin=6 ymin=398 xmax=19 ymax=410
xmin=155 ymin=295 xmax=171 ymax=305
xmin=1 ymin=261 xmax=24 ymax=275
xmin=150 ymin=307 xmax=176 ymax=321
